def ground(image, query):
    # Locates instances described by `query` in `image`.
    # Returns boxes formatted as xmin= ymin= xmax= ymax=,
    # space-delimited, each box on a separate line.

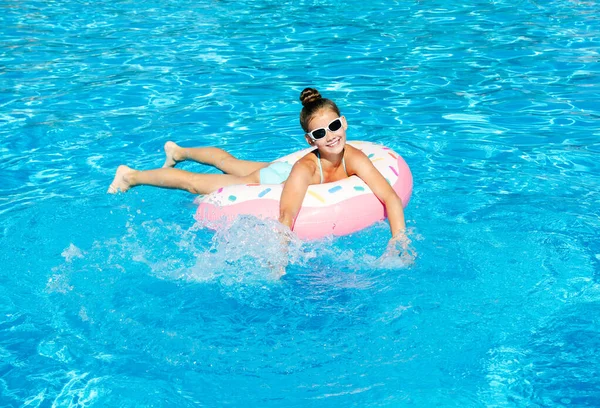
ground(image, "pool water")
xmin=2 ymin=0 xmax=599 ymax=406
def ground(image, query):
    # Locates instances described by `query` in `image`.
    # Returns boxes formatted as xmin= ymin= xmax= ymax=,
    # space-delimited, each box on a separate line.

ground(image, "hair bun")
xmin=299 ymin=88 xmax=322 ymax=107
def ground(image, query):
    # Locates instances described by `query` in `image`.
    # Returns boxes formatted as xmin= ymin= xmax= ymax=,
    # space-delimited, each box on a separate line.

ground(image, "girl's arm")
xmin=347 ymin=147 xmax=406 ymax=238
xmin=278 ymin=161 xmax=313 ymax=230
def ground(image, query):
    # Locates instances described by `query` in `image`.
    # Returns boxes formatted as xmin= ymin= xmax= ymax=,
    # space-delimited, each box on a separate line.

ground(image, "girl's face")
xmin=305 ymin=109 xmax=347 ymax=154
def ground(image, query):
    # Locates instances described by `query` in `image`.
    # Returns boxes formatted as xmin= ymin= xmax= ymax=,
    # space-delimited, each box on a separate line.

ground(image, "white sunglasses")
xmin=307 ymin=117 xmax=343 ymax=140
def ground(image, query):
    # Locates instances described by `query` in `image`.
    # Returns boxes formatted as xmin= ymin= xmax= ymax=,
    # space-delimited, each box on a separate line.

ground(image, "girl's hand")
xmin=379 ymin=232 xmax=416 ymax=266
xmin=388 ymin=232 xmax=410 ymax=251
xmin=267 ymin=224 xmax=295 ymax=279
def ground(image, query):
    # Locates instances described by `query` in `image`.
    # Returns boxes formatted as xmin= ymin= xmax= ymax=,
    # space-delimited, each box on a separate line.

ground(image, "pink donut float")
xmin=195 ymin=141 xmax=413 ymax=240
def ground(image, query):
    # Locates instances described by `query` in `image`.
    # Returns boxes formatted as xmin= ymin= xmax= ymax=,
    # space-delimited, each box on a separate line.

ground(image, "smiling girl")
xmin=108 ymin=88 xmax=407 ymax=242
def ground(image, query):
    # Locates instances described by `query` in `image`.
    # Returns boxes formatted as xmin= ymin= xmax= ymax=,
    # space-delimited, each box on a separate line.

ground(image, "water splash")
xmin=61 ymin=243 xmax=84 ymax=263
xmin=187 ymin=216 xmax=311 ymax=283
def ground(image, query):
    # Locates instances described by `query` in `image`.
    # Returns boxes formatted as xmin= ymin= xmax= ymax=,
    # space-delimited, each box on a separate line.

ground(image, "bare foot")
xmin=162 ymin=141 xmax=183 ymax=168
xmin=107 ymin=165 xmax=136 ymax=193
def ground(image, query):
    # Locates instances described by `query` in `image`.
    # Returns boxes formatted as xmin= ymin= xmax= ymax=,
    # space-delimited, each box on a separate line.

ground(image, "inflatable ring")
xmin=195 ymin=141 xmax=412 ymax=240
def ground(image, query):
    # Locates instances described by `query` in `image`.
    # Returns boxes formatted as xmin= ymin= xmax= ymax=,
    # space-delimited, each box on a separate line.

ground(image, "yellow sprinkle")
xmin=307 ymin=190 xmax=326 ymax=203
xmin=371 ymin=158 xmax=384 ymax=162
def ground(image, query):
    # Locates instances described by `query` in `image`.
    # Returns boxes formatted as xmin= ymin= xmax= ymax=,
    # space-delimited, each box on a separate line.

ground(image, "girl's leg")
xmin=108 ymin=165 xmax=261 ymax=195
xmin=163 ymin=141 xmax=268 ymax=176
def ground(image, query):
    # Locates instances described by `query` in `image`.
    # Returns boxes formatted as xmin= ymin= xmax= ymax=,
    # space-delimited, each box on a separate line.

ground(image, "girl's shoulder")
xmin=298 ymin=148 xmax=318 ymax=163
xmin=294 ymin=149 xmax=318 ymax=171
xmin=343 ymin=144 xmax=373 ymax=175
xmin=344 ymin=144 xmax=369 ymax=162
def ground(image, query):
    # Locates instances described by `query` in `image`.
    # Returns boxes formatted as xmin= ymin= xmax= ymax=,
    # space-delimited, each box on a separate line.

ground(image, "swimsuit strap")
xmin=316 ymin=150 xmax=348 ymax=184
xmin=316 ymin=150 xmax=324 ymax=184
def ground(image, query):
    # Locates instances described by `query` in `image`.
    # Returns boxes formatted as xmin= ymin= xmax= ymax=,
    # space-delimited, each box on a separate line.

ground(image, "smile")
xmin=326 ymin=137 xmax=341 ymax=147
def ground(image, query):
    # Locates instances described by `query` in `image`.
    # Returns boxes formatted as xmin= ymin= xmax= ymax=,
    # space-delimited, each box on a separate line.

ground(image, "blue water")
xmin=2 ymin=0 xmax=599 ymax=406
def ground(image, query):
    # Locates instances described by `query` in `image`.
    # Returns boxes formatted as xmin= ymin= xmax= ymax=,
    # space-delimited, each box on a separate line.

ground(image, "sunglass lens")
xmin=329 ymin=119 xmax=342 ymax=131
xmin=312 ymin=129 xmax=327 ymax=139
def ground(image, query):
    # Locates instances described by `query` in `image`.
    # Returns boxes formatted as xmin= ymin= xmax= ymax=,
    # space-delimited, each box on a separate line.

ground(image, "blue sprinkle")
xmin=368 ymin=153 xmax=375 ymax=158
xmin=328 ymin=185 xmax=342 ymax=194
xmin=258 ymin=188 xmax=271 ymax=198
xmin=354 ymin=186 xmax=365 ymax=191
xmin=228 ymin=195 xmax=237 ymax=201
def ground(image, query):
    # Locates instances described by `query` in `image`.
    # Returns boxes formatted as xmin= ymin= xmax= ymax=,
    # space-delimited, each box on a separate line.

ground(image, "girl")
xmin=108 ymin=88 xmax=407 ymax=242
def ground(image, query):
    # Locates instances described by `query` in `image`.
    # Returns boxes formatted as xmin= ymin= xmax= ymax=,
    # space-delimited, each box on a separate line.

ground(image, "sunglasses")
xmin=307 ymin=117 xmax=343 ymax=140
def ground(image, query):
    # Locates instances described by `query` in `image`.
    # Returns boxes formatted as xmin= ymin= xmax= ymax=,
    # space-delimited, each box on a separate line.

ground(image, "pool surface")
xmin=1 ymin=0 xmax=599 ymax=406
